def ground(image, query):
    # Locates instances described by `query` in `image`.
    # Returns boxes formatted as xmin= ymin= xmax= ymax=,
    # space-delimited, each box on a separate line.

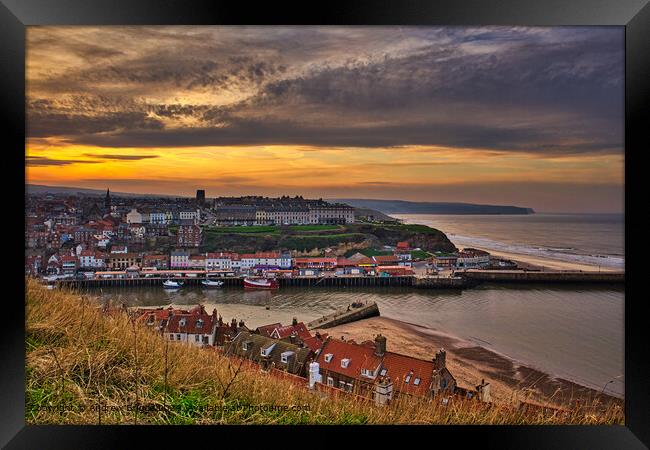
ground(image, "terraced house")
xmin=314 ymin=334 xmax=456 ymax=403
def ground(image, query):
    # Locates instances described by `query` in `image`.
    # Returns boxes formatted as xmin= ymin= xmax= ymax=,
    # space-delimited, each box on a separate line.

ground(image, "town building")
xmin=163 ymin=306 xmax=219 ymax=347
xmin=225 ymin=331 xmax=313 ymax=377
xmin=456 ymin=248 xmax=490 ymax=268
xmin=177 ymin=224 xmax=202 ymax=247
xmin=314 ymin=335 xmax=457 ymax=403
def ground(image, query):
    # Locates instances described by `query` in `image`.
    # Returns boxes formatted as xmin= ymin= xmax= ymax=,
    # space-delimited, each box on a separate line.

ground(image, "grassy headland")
xmin=26 ymin=280 xmax=623 ymax=425
xmin=200 ymin=222 xmax=457 ymax=255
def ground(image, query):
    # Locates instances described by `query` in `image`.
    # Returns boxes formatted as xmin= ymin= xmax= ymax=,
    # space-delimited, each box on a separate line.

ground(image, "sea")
xmin=393 ymin=213 xmax=624 ymax=270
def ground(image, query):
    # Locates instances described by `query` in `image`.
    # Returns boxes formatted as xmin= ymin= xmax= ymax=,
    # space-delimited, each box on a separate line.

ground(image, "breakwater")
xmin=307 ymin=302 xmax=380 ymax=330
xmin=459 ymin=270 xmax=625 ymax=284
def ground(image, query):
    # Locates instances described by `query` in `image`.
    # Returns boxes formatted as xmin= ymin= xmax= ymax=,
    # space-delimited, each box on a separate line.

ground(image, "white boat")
xmin=201 ymin=279 xmax=224 ymax=287
xmin=163 ymin=280 xmax=184 ymax=289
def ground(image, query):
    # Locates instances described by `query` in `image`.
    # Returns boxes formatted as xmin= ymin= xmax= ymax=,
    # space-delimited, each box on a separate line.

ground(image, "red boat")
xmin=243 ymin=277 xmax=279 ymax=290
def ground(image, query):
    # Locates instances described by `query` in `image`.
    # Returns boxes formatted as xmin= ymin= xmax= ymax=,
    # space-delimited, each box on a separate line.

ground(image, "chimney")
xmin=374 ymin=334 xmax=387 ymax=356
xmin=212 ymin=308 xmax=217 ymax=318
xmin=230 ymin=318 xmax=237 ymax=332
xmin=434 ymin=348 xmax=447 ymax=370
xmin=292 ymin=317 xmax=298 ymax=326
xmin=238 ymin=319 xmax=245 ymax=328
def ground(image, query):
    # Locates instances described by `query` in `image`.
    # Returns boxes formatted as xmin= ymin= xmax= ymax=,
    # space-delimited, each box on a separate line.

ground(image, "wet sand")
xmin=484 ymin=248 xmax=621 ymax=272
xmin=317 ymin=316 xmax=623 ymax=409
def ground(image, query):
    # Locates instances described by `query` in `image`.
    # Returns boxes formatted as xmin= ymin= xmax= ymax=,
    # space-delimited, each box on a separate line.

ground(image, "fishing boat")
xmin=163 ymin=279 xmax=184 ymax=289
xmin=243 ymin=277 xmax=279 ymax=290
xmin=201 ymin=279 xmax=224 ymax=288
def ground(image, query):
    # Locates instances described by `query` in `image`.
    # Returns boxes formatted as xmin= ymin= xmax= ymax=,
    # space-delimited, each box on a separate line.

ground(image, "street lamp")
xmin=601 ymin=375 xmax=623 ymax=395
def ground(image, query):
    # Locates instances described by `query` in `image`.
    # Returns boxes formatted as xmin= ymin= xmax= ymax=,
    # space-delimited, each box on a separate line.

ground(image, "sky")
xmin=26 ymin=26 xmax=624 ymax=213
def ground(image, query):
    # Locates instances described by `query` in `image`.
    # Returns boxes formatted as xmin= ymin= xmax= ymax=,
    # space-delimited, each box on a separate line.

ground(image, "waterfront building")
xmin=431 ymin=252 xmax=458 ymax=269
xmin=170 ymin=250 xmax=190 ymax=269
xmin=79 ymin=250 xmax=107 ymax=270
xmin=456 ymin=248 xmax=490 ymax=269
xmin=143 ymin=254 xmax=169 ymax=270
xmin=60 ymin=255 xmax=79 ymax=275
xmin=108 ymin=252 xmax=142 ymax=270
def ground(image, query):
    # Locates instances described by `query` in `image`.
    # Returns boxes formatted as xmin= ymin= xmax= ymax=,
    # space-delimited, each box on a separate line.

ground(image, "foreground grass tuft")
xmin=25 ymin=279 xmax=624 ymax=425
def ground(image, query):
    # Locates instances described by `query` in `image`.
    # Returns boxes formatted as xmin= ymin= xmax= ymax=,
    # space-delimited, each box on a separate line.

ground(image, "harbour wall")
xmin=307 ymin=302 xmax=380 ymax=330
xmin=459 ymin=270 xmax=625 ymax=284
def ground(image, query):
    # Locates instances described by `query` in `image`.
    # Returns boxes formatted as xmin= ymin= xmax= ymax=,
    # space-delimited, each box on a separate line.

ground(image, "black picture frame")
xmin=2 ymin=0 xmax=648 ymax=448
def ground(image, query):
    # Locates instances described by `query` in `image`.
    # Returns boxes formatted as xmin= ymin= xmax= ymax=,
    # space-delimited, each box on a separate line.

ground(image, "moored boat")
xmin=163 ymin=279 xmax=184 ymax=289
xmin=201 ymin=279 xmax=224 ymax=288
xmin=243 ymin=277 xmax=279 ymax=290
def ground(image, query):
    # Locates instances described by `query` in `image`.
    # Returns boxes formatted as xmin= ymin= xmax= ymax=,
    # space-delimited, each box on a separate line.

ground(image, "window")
xmin=195 ymin=335 xmax=200 ymax=342
xmin=380 ymin=368 xmax=387 ymax=376
xmin=324 ymin=353 xmax=333 ymax=363
xmin=405 ymin=375 xmax=411 ymax=384
xmin=413 ymin=378 xmax=421 ymax=386
xmin=441 ymin=378 xmax=448 ymax=389
xmin=327 ymin=377 xmax=334 ymax=386
xmin=339 ymin=381 xmax=346 ymax=389
xmin=341 ymin=358 xmax=350 ymax=368
xmin=345 ymin=382 xmax=353 ymax=392
xmin=176 ymin=334 xmax=181 ymax=340
xmin=170 ymin=334 xmax=174 ymax=341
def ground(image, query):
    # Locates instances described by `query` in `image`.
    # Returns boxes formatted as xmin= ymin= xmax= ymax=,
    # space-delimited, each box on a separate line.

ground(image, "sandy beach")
xmin=484 ymin=248 xmax=622 ymax=272
xmin=315 ymin=316 xmax=622 ymax=409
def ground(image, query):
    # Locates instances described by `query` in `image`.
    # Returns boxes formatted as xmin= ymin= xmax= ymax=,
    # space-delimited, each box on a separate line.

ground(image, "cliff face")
xmin=348 ymin=224 xmax=457 ymax=253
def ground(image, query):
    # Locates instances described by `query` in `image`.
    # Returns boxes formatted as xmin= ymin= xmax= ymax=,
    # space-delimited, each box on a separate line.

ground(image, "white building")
xmin=126 ymin=208 xmax=143 ymax=224
xmin=179 ymin=209 xmax=200 ymax=224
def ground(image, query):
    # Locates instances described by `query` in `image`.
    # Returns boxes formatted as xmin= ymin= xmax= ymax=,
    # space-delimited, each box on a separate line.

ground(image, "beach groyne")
xmin=307 ymin=302 xmax=380 ymax=330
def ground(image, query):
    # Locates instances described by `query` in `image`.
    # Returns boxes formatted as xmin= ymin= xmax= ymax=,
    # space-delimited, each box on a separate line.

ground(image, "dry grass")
xmin=25 ymin=279 xmax=624 ymax=425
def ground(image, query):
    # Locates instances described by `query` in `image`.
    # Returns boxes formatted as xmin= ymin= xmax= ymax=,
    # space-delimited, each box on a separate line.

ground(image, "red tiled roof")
xmin=272 ymin=322 xmax=311 ymax=340
xmin=301 ymin=335 xmax=325 ymax=353
xmin=336 ymin=257 xmax=356 ymax=267
xmin=256 ymin=323 xmax=282 ymax=337
xmin=381 ymin=352 xmax=435 ymax=397
xmin=396 ymin=241 xmax=410 ymax=249
xmin=372 ymin=255 xmax=400 ymax=263
xmin=165 ymin=313 xmax=216 ymax=334
xmin=315 ymin=338 xmax=382 ymax=379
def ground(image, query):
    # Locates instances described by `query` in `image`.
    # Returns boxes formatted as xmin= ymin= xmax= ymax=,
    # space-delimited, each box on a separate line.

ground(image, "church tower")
xmin=104 ymin=188 xmax=111 ymax=213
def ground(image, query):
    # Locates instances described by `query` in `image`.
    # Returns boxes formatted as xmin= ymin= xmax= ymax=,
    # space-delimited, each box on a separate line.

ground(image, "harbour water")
xmin=92 ymin=283 xmax=624 ymax=397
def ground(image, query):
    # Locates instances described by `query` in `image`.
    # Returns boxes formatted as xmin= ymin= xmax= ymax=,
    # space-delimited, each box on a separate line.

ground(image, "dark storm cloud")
xmin=82 ymin=153 xmax=160 ymax=161
xmin=27 ymin=26 xmax=623 ymax=154
xmin=26 ymin=156 xmax=103 ymax=166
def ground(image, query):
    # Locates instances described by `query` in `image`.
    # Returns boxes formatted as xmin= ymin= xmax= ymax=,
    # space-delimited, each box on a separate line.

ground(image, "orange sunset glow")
xmin=26 ymin=26 xmax=624 ymax=212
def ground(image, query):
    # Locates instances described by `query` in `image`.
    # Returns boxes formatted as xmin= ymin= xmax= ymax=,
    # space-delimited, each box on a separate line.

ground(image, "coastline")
xmin=316 ymin=316 xmax=623 ymax=408
xmin=481 ymin=248 xmax=622 ymax=273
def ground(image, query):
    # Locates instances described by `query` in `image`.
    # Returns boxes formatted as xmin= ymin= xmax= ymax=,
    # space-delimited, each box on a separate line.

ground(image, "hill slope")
xmin=25 ymin=280 xmax=622 ymax=425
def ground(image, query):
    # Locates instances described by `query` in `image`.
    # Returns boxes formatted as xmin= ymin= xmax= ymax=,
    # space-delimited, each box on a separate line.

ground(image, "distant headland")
xmin=330 ymin=199 xmax=535 ymax=215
